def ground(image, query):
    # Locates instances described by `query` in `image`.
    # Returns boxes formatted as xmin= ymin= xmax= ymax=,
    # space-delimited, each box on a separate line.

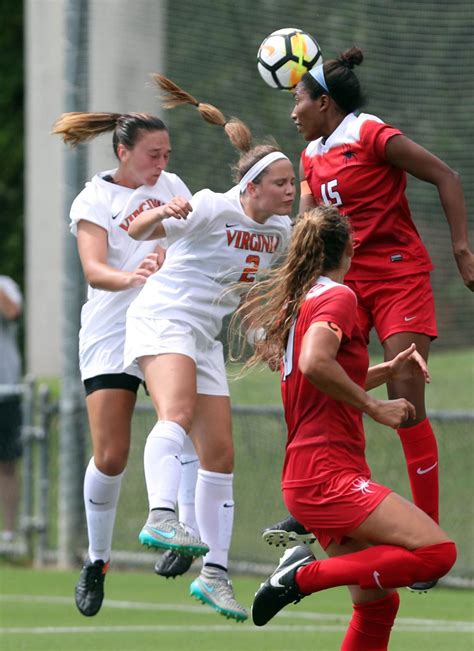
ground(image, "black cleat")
xmin=262 ymin=515 xmax=316 ymax=547
xmin=154 ymin=549 xmax=194 ymax=578
xmin=407 ymin=579 xmax=438 ymax=594
xmin=252 ymin=545 xmax=314 ymax=626
xmin=75 ymin=558 xmax=109 ymax=616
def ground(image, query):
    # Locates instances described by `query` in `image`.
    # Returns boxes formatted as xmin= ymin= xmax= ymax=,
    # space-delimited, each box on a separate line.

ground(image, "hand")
xmin=128 ymin=252 xmax=161 ymax=288
xmin=153 ymin=244 xmax=167 ymax=269
xmin=162 ymin=196 xmax=193 ymax=220
xmin=365 ymin=397 xmax=416 ymax=429
xmin=454 ymin=248 xmax=474 ymax=291
xmin=389 ymin=343 xmax=431 ymax=384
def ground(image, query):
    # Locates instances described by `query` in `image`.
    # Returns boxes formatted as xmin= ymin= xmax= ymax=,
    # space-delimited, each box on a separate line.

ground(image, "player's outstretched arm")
xmin=128 ymin=197 xmax=193 ymax=241
xmin=365 ymin=343 xmax=431 ymax=391
xmin=386 ymin=134 xmax=474 ymax=291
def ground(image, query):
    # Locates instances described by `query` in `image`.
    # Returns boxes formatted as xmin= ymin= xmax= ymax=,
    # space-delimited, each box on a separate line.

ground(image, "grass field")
xmin=1 ymin=562 xmax=473 ymax=651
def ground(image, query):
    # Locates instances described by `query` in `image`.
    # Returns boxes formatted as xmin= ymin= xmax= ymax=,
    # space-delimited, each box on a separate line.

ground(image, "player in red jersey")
xmin=238 ymin=205 xmax=456 ymax=648
xmin=263 ymin=47 xmax=473 ymax=560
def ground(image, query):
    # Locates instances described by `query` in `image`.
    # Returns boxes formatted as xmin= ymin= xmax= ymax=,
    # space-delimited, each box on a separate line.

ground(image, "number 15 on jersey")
xmin=321 ymin=179 xmax=342 ymax=207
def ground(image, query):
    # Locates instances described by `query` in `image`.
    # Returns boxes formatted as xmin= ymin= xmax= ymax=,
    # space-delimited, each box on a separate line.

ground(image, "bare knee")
xmin=159 ymin=409 xmax=195 ymax=434
xmin=94 ymin=443 xmax=130 ymax=475
xmin=199 ymin=444 xmax=234 ymax=473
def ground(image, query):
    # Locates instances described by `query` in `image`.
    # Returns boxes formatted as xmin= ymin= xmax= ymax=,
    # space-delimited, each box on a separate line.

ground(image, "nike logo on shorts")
xmin=416 ymin=462 xmax=438 ymax=475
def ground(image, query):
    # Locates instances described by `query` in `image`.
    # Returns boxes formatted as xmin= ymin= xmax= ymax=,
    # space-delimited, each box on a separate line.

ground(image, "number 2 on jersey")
xmin=321 ymin=179 xmax=342 ymax=207
xmin=239 ymin=254 xmax=260 ymax=283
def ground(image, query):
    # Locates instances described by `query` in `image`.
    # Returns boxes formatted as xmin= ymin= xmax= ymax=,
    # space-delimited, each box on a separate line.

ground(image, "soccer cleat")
xmin=262 ymin=514 xmax=316 ymax=547
xmin=154 ymin=549 xmax=194 ymax=578
xmin=139 ymin=512 xmax=209 ymax=558
xmin=407 ymin=579 xmax=438 ymax=594
xmin=190 ymin=566 xmax=248 ymax=622
xmin=74 ymin=558 xmax=109 ymax=617
xmin=252 ymin=545 xmax=314 ymax=626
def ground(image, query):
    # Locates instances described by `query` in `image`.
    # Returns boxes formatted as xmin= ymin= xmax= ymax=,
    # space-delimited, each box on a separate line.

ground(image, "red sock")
xmin=341 ymin=592 xmax=400 ymax=651
xmin=295 ymin=541 xmax=456 ymax=593
xmin=397 ymin=418 xmax=439 ymax=523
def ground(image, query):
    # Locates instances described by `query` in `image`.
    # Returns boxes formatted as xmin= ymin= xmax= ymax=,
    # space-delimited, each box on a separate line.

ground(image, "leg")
xmin=326 ymin=539 xmax=399 ymax=651
xmin=154 ymin=436 xmax=199 ymax=579
xmin=0 ymin=396 xmax=22 ymax=539
xmin=296 ymin=492 xmax=455 ymax=594
xmin=252 ymin=493 xmax=456 ymax=627
xmin=0 ymin=461 xmax=20 ymax=537
xmin=75 ymin=384 xmax=136 ymax=617
xmin=190 ymin=394 xmax=234 ymax=568
xmin=84 ymin=387 xmax=136 ymax=561
xmin=138 ymin=354 xmax=208 ymax=557
xmin=188 ymin=394 xmax=247 ymax=622
xmin=384 ymin=332 xmax=439 ymax=523
xmin=140 ymin=353 xmax=197 ymax=513
xmin=177 ymin=434 xmax=200 ymax=536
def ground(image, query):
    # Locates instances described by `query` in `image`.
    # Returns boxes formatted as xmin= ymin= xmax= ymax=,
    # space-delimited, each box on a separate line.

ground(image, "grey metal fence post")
xmin=20 ymin=378 xmax=35 ymax=557
xmin=57 ymin=0 xmax=89 ymax=568
xmin=35 ymin=384 xmax=51 ymax=566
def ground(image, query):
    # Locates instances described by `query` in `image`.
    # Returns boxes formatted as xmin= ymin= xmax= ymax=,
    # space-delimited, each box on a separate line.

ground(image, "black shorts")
xmin=83 ymin=373 xmax=141 ymax=397
xmin=0 ymin=396 xmax=22 ymax=462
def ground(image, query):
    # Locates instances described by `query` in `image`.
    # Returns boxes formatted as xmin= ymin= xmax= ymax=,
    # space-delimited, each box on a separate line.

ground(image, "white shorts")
xmin=124 ymin=316 xmax=229 ymax=396
xmin=79 ymin=328 xmax=142 ymax=382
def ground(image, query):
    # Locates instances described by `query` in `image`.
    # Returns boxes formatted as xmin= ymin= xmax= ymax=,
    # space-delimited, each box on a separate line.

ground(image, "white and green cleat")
xmin=190 ymin=567 xmax=248 ymax=622
xmin=139 ymin=512 xmax=209 ymax=558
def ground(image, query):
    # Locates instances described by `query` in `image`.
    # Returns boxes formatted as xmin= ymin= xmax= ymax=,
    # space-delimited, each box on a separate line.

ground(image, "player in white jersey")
xmin=123 ymin=76 xmax=295 ymax=622
xmin=53 ymin=111 xmax=199 ymax=616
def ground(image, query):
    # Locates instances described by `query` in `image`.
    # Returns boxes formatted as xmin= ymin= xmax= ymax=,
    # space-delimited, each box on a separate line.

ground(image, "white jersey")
xmin=127 ymin=186 xmax=292 ymax=341
xmin=70 ymin=169 xmax=191 ymax=379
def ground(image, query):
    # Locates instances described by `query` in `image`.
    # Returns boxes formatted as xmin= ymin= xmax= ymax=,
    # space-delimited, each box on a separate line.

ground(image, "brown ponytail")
xmin=151 ymin=73 xmax=253 ymax=153
xmin=230 ymin=205 xmax=351 ymax=370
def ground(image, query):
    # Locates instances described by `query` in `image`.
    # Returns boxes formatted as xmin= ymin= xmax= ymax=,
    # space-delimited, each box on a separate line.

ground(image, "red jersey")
xmin=281 ymin=276 xmax=370 ymax=488
xmin=301 ymin=113 xmax=433 ymax=281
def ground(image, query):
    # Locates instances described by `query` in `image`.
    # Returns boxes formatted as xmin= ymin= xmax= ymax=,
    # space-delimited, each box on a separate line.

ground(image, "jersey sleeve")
xmin=162 ymin=188 xmax=215 ymax=244
xmin=69 ymin=183 xmax=111 ymax=237
xmin=360 ymin=119 xmax=404 ymax=162
xmin=166 ymin=173 xmax=193 ymax=201
xmin=307 ymin=286 xmax=357 ymax=340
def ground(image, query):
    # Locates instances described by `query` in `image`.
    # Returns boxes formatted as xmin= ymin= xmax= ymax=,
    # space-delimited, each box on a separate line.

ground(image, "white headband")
xmin=309 ymin=64 xmax=329 ymax=93
xmin=238 ymin=151 xmax=290 ymax=194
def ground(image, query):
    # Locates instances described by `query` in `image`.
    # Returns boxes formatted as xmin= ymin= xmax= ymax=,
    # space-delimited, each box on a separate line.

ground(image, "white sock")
xmin=144 ymin=420 xmax=186 ymax=511
xmin=83 ymin=458 xmax=124 ymax=563
xmin=178 ymin=452 xmax=199 ymax=536
xmin=195 ymin=469 xmax=234 ymax=569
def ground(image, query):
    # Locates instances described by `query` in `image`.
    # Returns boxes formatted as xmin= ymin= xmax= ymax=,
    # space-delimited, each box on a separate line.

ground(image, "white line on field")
xmin=1 ymin=623 xmax=473 ymax=635
xmin=0 ymin=594 xmax=472 ymax=635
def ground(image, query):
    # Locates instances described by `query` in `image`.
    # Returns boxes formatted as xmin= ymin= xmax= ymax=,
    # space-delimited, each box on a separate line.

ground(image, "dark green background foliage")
xmin=0 ymin=1 xmax=23 ymax=287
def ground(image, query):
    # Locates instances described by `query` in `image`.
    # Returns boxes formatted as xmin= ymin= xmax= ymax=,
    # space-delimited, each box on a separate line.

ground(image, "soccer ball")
xmin=257 ymin=28 xmax=322 ymax=91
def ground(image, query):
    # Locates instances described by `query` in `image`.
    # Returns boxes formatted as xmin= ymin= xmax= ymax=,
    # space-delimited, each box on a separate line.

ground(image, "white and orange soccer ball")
xmin=257 ymin=28 xmax=322 ymax=91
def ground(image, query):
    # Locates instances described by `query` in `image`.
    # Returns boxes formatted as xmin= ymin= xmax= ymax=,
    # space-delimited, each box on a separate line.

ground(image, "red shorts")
xmin=345 ymin=273 xmax=437 ymax=344
xmin=283 ymin=471 xmax=391 ymax=550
